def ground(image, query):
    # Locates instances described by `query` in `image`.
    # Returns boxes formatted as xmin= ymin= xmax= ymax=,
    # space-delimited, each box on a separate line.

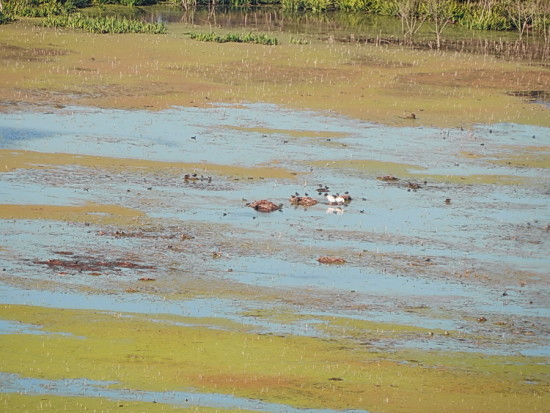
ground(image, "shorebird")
xmin=334 ymin=194 xmax=345 ymax=204
xmin=326 ymin=194 xmax=337 ymax=204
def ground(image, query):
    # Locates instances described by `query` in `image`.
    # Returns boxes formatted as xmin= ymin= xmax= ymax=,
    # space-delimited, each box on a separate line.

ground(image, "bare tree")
xmin=424 ymin=0 xmax=453 ymax=49
xmin=506 ymin=0 xmax=536 ymax=40
xmin=181 ymin=0 xmax=197 ymax=12
xmin=534 ymin=0 xmax=550 ymax=43
xmin=396 ymin=0 xmax=425 ymax=45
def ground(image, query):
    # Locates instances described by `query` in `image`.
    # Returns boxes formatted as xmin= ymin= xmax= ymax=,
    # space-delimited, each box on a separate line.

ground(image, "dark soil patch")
xmin=33 ymin=258 xmax=155 ymax=273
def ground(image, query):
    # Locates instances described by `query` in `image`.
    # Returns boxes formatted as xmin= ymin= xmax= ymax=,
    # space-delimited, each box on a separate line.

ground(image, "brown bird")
xmin=290 ymin=195 xmax=318 ymax=206
xmin=247 ymin=200 xmax=283 ymax=213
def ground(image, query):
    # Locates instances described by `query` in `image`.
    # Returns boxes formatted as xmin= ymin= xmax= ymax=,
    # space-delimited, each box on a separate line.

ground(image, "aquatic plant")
xmin=42 ymin=12 xmax=167 ymax=33
xmin=0 ymin=11 xmax=13 ymax=23
xmin=281 ymin=0 xmax=332 ymax=12
xmin=3 ymin=0 xmax=67 ymax=17
xmin=290 ymin=35 xmax=309 ymax=44
xmin=189 ymin=31 xmax=279 ymax=45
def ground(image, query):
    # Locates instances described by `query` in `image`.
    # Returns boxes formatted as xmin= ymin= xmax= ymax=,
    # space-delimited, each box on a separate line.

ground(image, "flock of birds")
xmin=247 ymin=184 xmax=353 ymax=214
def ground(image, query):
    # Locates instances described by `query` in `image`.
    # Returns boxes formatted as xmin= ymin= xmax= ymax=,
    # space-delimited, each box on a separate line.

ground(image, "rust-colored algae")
xmin=0 ymin=305 xmax=547 ymax=413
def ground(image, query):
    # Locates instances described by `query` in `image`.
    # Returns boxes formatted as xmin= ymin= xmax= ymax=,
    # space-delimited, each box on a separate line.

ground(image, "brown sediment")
xmin=33 ymin=257 xmax=155 ymax=272
xmin=0 ymin=20 xmax=548 ymax=128
xmin=0 ymin=149 xmax=299 ymax=179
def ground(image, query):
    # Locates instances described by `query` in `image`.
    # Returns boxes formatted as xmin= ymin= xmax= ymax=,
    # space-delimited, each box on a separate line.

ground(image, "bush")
xmin=0 ymin=11 xmax=15 ymax=23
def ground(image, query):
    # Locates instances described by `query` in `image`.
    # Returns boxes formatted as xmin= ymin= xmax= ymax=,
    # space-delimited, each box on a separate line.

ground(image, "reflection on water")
xmin=95 ymin=5 xmax=550 ymax=60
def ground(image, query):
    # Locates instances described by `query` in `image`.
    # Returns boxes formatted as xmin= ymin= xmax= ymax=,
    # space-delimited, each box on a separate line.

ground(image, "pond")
xmin=0 ymin=8 xmax=549 ymax=413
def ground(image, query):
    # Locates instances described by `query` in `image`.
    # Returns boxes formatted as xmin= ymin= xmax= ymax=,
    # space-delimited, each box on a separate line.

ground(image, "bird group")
xmin=247 ymin=190 xmax=352 ymax=213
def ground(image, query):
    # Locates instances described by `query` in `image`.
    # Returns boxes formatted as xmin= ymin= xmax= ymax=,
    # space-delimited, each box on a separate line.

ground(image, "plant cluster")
xmin=276 ymin=0 xmax=549 ymax=39
xmin=189 ymin=31 xmax=279 ymax=44
xmin=2 ymin=0 xmax=70 ymax=17
xmin=42 ymin=12 xmax=166 ymax=33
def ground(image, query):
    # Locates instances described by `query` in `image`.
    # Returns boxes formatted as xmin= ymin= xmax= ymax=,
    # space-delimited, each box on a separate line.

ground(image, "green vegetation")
xmin=0 ymin=10 xmax=14 ymax=23
xmin=42 ymin=12 xmax=166 ymax=33
xmin=189 ymin=31 xmax=279 ymax=45
xmin=1 ymin=0 xmax=549 ymax=42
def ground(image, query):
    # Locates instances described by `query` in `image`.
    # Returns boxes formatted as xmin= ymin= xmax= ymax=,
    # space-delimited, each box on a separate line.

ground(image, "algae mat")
xmin=0 ymin=304 xmax=548 ymax=413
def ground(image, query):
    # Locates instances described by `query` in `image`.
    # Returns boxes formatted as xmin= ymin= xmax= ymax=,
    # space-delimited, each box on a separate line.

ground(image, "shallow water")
xmin=1 ymin=103 xmax=549 ymax=409
xmin=0 ymin=372 xmax=370 ymax=413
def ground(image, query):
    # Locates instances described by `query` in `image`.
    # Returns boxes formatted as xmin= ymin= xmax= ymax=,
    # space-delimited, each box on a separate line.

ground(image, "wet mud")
xmin=0 ymin=12 xmax=549 ymax=413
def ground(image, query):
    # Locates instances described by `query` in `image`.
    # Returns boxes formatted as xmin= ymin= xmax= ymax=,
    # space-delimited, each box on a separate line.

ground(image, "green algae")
xmin=489 ymin=152 xmax=550 ymax=169
xmin=0 ymin=202 xmax=147 ymax=226
xmin=311 ymin=159 xmax=536 ymax=186
xmin=1 ymin=20 xmax=549 ymax=128
xmin=310 ymin=159 xmax=425 ymax=176
xmin=0 ymin=149 xmax=299 ymax=180
xmin=0 ymin=393 xmax=247 ymax=413
xmin=0 ymin=304 xmax=548 ymax=413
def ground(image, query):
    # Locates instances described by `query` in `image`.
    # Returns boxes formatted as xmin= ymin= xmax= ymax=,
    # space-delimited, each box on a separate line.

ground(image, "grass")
xmin=189 ymin=31 xmax=279 ymax=45
xmin=42 ymin=13 xmax=166 ymax=34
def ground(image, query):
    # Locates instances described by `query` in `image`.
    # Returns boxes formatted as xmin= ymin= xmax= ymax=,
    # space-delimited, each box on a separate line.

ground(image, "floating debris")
xmin=377 ymin=175 xmax=400 ymax=182
xmin=318 ymin=256 xmax=346 ymax=264
xmin=34 ymin=258 xmax=155 ymax=272
xmin=407 ymin=182 xmax=422 ymax=190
